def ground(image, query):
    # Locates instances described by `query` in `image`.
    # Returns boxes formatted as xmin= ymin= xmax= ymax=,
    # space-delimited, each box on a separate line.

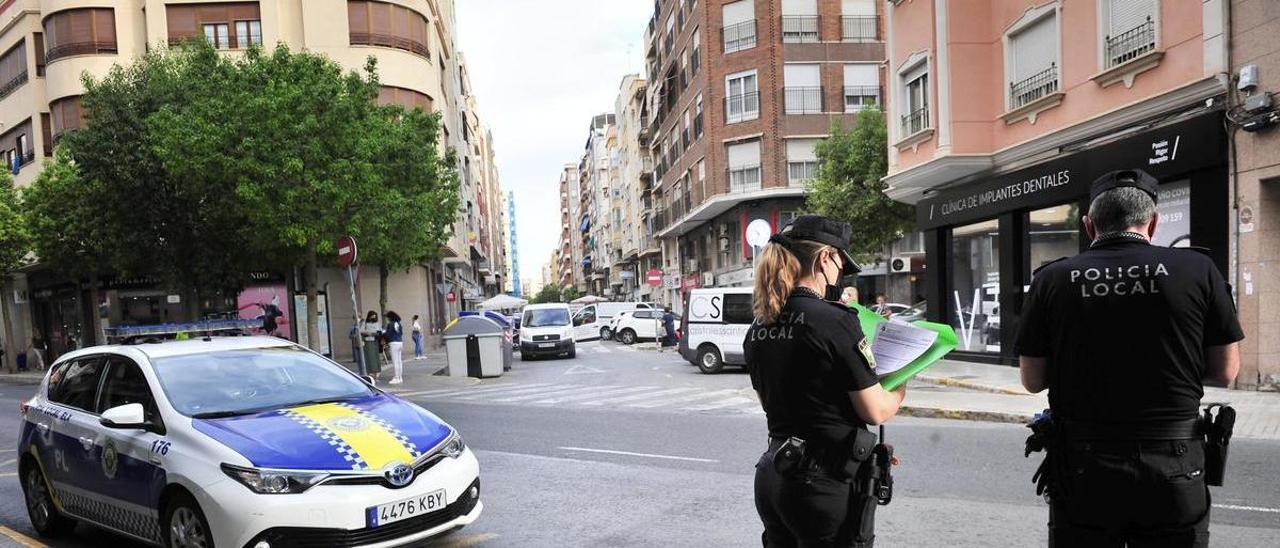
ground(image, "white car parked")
xmin=611 ymin=309 xmax=666 ymax=345
xmin=18 ymin=335 xmax=481 ymax=547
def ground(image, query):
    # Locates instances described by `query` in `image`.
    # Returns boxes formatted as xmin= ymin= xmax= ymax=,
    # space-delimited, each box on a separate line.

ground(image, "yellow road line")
xmin=0 ymin=526 xmax=46 ymax=548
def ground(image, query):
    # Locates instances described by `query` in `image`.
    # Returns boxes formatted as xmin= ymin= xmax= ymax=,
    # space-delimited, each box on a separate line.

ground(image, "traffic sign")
xmin=646 ymin=268 xmax=663 ymax=287
xmin=446 ymin=292 xmax=457 ymax=303
xmin=337 ymin=235 xmax=358 ymax=267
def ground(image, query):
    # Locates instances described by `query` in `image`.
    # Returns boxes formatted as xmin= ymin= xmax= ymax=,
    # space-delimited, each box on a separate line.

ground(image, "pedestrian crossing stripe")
xmin=401 ymin=382 xmax=764 ymax=414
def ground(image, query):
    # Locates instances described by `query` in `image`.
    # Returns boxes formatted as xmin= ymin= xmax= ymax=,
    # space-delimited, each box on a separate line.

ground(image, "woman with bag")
xmin=659 ymin=306 xmax=677 ymax=352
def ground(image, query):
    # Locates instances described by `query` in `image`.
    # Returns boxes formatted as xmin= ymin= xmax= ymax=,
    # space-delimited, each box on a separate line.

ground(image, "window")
xmin=378 ymin=86 xmax=434 ymax=112
xmin=47 ymin=358 xmax=106 ymax=413
xmin=347 ymin=0 xmax=431 ymax=59
xmin=43 ymin=8 xmax=117 ymax=63
xmin=167 ymin=3 xmax=260 ymax=49
xmin=950 ymin=219 xmax=1000 ymax=353
xmin=1007 ymin=11 xmax=1059 ymax=110
xmin=842 ymin=0 xmax=878 ymax=42
xmin=694 ymin=93 xmax=704 ymax=138
xmin=98 ymin=358 xmax=161 ymax=421
xmin=723 ymin=294 xmax=754 ymax=324
xmin=680 ymin=48 xmax=689 ymax=89
xmin=784 ymin=64 xmax=822 ymax=115
xmin=697 ymin=160 xmax=706 ymax=200
xmin=665 ymin=13 xmax=676 ymax=55
xmin=1103 ymin=0 xmax=1157 ymax=68
xmin=782 ymin=0 xmax=819 ymax=43
xmin=33 ymin=33 xmax=45 ymax=77
xmin=722 ymin=0 xmax=756 ymax=53
xmin=1152 ymin=180 xmax=1191 ymax=247
xmin=786 ymin=139 xmax=819 ymax=186
xmin=682 ymin=109 xmax=691 ymax=150
xmin=41 ymin=114 xmax=52 ymax=156
xmin=691 ymin=30 xmax=701 ymax=75
xmin=50 ymin=95 xmax=84 ymax=138
xmin=725 ymin=70 xmax=759 ymax=123
xmin=901 ymin=65 xmax=929 ymax=135
xmin=0 ymin=41 xmax=27 ymax=100
xmin=727 ymin=140 xmax=762 ymax=193
xmin=844 ymin=64 xmax=880 ymax=111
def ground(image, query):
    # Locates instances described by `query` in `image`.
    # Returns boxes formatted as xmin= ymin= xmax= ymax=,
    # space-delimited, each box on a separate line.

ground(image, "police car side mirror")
xmin=360 ymin=374 xmax=377 ymax=386
xmin=100 ymin=403 xmax=150 ymax=430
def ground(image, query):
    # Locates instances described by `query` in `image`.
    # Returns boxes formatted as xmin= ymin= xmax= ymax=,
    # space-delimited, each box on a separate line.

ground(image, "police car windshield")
xmin=523 ymin=309 xmax=569 ymax=328
xmin=151 ymin=347 xmax=374 ymax=418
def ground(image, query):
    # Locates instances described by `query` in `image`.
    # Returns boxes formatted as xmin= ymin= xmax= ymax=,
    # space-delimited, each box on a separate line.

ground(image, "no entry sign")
xmin=337 ymin=235 xmax=358 ymax=267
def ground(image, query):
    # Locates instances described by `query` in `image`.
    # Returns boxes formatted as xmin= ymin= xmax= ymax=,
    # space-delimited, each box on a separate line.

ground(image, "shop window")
xmin=950 ymin=219 xmax=1000 ymax=353
xmin=1152 ymin=180 xmax=1191 ymax=247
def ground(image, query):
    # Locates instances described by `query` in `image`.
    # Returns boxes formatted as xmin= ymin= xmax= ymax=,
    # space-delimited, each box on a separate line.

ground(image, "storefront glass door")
xmin=950 ymin=219 xmax=1000 ymax=353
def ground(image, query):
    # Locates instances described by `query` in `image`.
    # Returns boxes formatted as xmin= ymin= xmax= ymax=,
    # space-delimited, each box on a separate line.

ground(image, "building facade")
xmin=0 ymin=0 xmax=504 ymax=365
xmin=644 ymin=0 xmax=887 ymax=310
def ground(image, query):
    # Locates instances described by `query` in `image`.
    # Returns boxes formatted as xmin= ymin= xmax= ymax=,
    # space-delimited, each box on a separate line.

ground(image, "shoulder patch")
xmin=857 ymin=337 xmax=877 ymax=369
xmin=1033 ymin=256 xmax=1068 ymax=276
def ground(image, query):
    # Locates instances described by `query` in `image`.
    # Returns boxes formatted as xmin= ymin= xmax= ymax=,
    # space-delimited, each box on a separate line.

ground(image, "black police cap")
xmin=775 ymin=215 xmax=862 ymax=276
xmin=1089 ymin=169 xmax=1159 ymax=206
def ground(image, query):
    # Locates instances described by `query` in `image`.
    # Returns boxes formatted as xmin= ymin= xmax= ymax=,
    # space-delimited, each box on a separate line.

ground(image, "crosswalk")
xmin=393 ymin=382 xmax=763 ymax=415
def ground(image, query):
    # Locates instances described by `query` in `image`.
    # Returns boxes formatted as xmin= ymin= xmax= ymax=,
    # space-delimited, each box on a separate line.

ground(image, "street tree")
xmin=561 ymin=286 xmax=581 ymax=303
xmin=0 ymin=170 xmax=29 ymax=371
xmin=805 ymin=108 xmax=915 ymax=257
xmin=531 ymin=283 xmax=561 ymax=304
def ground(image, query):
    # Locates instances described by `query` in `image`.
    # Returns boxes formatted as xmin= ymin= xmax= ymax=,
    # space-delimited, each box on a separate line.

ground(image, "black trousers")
xmin=1050 ymin=439 xmax=1210 ymax=547
xmin=754 ymin=450 xmax=877 ymax=548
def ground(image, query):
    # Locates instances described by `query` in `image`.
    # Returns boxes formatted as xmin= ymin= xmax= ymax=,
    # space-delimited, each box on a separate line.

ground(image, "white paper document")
xmin=872 ymin=321 xmax=939 ymax=376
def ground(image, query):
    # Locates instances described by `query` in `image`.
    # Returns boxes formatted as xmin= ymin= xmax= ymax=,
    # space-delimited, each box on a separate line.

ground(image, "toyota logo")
xmin=385 ymin=463 xmax=414 ymax=487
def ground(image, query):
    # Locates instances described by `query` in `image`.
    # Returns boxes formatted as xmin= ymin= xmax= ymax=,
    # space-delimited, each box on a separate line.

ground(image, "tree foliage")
xmin=560 ymin=286 xmax=581 ymax=303
xmin=805 ymin=109 xmax=915 ymax=257
xmin=530 ymin=284 xmax=562 ymax=304
xmin=0 ymin=170 xmax=28 ymax=277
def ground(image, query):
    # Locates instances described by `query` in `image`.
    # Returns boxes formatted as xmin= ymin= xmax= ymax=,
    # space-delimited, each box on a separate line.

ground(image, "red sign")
xmin=646 ymin=268 xmax=663 ymax=287
xmin=446 ymin=292 xmax=457 ymax=303
xmin=336 ymin=235 xmax=358 ymax=267
xmin=682 ymin=274 xmax=701 ymax=290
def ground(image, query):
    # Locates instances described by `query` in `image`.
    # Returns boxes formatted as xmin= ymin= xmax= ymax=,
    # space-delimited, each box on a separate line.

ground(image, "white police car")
xmin=18 ymin=336 xmax=481 ymax=547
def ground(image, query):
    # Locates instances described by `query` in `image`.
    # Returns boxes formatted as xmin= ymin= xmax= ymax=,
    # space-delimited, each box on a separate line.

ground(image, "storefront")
xmin=915 ymin=111 xmax=1229 ymax=364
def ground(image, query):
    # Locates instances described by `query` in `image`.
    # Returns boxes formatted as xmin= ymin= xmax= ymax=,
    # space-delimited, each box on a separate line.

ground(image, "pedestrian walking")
xmin=745 ymin=215 xmax=905 ymax=547
xmin=659 ymin=306 xmax=677 ymax=352
xmin=1017 ymin=170 xmax=1244 ymax=547
xmin=360 ymin=311 xmax=383 ymax=382
xmin=384 ymin=311 xmax=405 ymax=384
xmin=412 ymin=314 xmax=425 ymax=359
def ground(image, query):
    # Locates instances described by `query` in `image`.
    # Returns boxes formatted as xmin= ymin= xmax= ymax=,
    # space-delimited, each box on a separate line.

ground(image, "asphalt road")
xmin=0 ymin=340 xmax=1276 ymax=546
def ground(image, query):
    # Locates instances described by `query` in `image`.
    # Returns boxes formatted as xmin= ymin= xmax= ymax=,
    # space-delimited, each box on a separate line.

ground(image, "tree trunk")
xmin=88 ymin=276 xmax=101 ymax=347
xmin=305 ymin=250 xmax=320 ymax=351
xmin=379 ymin=265 xmax=389 ymax=318
xmin=1 ymin=278 xmax=14 ymax=373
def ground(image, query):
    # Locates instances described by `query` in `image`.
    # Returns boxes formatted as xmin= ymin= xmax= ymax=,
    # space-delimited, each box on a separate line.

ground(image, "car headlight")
xmin=440 ymin=433 xmax=465 ymax=458
xmin=220 ymin=464 xmax=328 ymax=494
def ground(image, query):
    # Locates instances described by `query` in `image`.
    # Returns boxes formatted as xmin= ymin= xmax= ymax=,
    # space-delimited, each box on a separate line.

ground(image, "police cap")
xmin=1089 ymin=169 xmax=1159 ymax=206
xmin=774 ymin=215 xmax=862 ymax=276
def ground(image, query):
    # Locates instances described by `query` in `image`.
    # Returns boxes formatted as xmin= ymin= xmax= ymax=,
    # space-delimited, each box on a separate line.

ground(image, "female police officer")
xmin=745 ymin=215 xmax=906 ymax=548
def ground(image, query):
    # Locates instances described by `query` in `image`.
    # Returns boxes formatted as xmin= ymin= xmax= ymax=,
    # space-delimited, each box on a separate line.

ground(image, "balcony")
xmin=782 ymin=16 xmax=820 ymax=44
xmin=725 ymin=92 xmax=760 ymax=123
xmin=728 ymin=165 xmax=762 ymax=194
xmin=0 ymin=71 xmax=28 ymax=100
xmin=842 ymin=16 xmax=879 ymax=42
xmin=1009 ymin=64 xmax=1060 ymax=111
xmin=46 ymin=40 xmax=118 ymax=63
xmin=784 ymin=87 xmax=823 ymax=115
xmin=1105 ymin=19 xmax=1156 ymax=69
xmin=723 ymin=20 xmax=757 ymax=53
xmin=349 ymin=32 xmax=429 ymax=58
xmin=902 ymin=106 xmax=930 ymax=136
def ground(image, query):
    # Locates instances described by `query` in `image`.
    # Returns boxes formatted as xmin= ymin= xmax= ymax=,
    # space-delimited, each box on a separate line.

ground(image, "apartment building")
xmin=0 ymin=0 xmax=503 ymax=363
xmin=608 ymin=74 xmax=655 ymax=301
xmin=884 ymin=0 xmax=1235 ymax=366
xmin=557 ymin=163 xmax=581 ymax=290
xmin=643 ymin=0 xmax=887 ymax=310
xmin=578 ymin=113 xmax=615 ymax=297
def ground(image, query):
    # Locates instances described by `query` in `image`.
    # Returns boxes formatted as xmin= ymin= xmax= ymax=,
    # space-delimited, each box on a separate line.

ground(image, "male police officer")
xmin=1016 ymin=169 xmax=1243 ymax=547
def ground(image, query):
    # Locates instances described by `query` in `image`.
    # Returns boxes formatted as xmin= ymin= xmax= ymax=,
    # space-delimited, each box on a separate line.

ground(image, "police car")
xmin=18 ymin=335 xmax=482 ymax=547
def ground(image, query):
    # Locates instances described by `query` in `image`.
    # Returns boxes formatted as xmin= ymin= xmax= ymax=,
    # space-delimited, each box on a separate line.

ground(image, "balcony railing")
xmin=349 ymin=32 xmax=429 ymax=58
xmin=723 ymin=20 xmax=757 ymax=53
xmin=1009 ymin=63 xmax=1059 ymax=110
xmin=784 ymin=86 xmax=823 ymax=115
xmin=782 ymin=16 xmax=820 ymax=43
xmin=46 ymin=40 xmax=118 ymax=63
xmin=728 ymin=165 xmax=763 ymax=194
xmin=1105 ymin=19 xmax=1156 ymax=68
xmin=0 ymin=71 xmax=28 ymax=99
xmin=843 ymin=85 xmax=881 ymax=112
xmin=902 ymin=106 xmax=930 ymax=136
xmin=725 ymin=92 xmax=760 ymax=123
xmin=842 ymin=16 xmax=879 ymax=42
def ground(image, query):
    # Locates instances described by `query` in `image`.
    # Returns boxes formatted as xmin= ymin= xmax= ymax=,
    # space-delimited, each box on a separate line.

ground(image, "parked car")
xmin=571 ymin=302 xmax=654 ymax=342
xmin=612 ymin=310 xmax=666 ymax=345
xmin=878 ymin=302 xmax=927 ymax=323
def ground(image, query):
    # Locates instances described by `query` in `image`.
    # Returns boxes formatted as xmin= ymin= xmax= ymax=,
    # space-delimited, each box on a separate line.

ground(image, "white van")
xmin=679 ymin=288 xmax=754 ymax=374
xmin=572 ymin=302 xmax=655 ymax=341
xmin=520 ymin=303 xmax=576 ymax=359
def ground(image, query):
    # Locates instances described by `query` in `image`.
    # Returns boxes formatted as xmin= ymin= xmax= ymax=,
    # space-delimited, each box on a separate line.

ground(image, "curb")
xmin=914 ymin=375 xmax=1032 ymax=396
xmin=898 ymin=405 xmax=1032 ymax=424
xmin=0 ymin=375 xmax=43 ymax=386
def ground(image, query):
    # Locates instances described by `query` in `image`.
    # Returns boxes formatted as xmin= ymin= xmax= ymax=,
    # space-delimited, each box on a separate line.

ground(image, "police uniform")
xmin=745 ymin=217 xmax=880 ymax=548
xmin=1016 ymin=170 xmax=1245 ymax=547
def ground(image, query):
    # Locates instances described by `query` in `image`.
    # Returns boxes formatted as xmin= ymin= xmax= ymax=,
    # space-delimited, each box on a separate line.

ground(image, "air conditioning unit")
xmin=719 ymin=238 xmax=731 ymax=252
xmin=889 ymin=256 xmax=911 ymax=274
xmin=685 ymin=259 xmax=699 ymax=272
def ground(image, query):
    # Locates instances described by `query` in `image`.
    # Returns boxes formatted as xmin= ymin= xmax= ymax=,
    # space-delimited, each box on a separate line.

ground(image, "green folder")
xmin=848 ymin=303 xmax=958 ymax=391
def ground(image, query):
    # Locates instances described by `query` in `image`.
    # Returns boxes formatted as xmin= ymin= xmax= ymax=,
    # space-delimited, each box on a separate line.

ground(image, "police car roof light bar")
xmin=105 ymin=319 xmax=262 ymax=344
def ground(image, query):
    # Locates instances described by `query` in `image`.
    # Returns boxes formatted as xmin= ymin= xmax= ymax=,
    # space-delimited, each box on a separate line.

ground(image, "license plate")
xmin=367 ymin=489 xmax=445 ymax=528
xmin=538 ymin=343 xmax=555 ymax=348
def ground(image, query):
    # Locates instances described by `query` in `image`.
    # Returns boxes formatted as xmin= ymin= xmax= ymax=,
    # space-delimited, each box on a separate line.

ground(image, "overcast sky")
xmin=456 ymin=0 xmax=651 ymax=290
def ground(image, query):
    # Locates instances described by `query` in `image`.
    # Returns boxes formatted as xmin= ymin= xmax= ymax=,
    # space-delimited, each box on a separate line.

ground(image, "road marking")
xmin=683 ymin=396 xmax=757 ymax=412
xmin=0 ymin=472 xmax=16 ymax=477
xmin=0 ymin=458 xmax=16 ymax=467
xmin=488 ymin=385 xmax=602 ymax=403
xmin=1213 ymin=503 xmax=1280 ymax=514
xmin=592 ymin=345 xmax=611 ymax=353
xmin=393 ymin=387 xmax=479 ymax=398
xmin=0 ymin=526 xmax=44 ymax=547
xmin=626 ymin=389 xmax=741 ymax=409
xmin=564 ymin=364 xmax=604 ymax=375
xmin=579 ymin=387 xmax=700 ymax=406
xmin=559 ymin=446 xmax=719 ymax=463
xmin=451 ymin=384 xmax=569 ymax=401
xmin=419 ymin=383 xmax=558 ymax=399
xmin=529 ymin=385 xmax=657 ymax=404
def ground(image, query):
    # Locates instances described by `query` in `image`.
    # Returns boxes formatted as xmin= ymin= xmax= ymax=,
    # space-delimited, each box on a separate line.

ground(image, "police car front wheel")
xmin=163 ymin=492 xmax=214 ymax=548
xmin=22 ymin=463 xmax=75 ymax=537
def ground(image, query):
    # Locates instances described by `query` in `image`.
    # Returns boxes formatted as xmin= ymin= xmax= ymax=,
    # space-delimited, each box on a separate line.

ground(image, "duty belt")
xmin=1064 ymin=418 xmax=1201 ymax=441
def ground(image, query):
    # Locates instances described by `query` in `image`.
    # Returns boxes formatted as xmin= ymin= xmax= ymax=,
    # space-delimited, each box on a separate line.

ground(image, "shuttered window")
xmin=0 ymin=41 xmax=27 ymax=100
xmin=348 ymin=1 xmax=430 ymax=59
xmin=1010 ymin=15 xmax=1056 ymax=83
xmin=50 ymin=96 xmax=84 ymax=138
xmin=1103 ymin=0 xmax=1157 ymax=67
xmin=842 ymin=0 xmax=876 ymax=16
xmin=784 ymin=64 xmax=822 ymax=114
xmin=43 ymin=8 xmax=117 ymax=63
xmin=169 ymin=2 xmax=262 ymax=48
xmin=1107 ymin=0 xmax=1155 ymax=37
xmin=723 ymin=0 xmax=756 ymax=53
xmin=786 ymin=139 xmax=819 ymax=186
xmin=843 ymin=63 xmax=879 ymax=111
xmin=377 ymin=86 xmax=434 ymax=112
xmin=727 ymin=140 xmax=762 ymax=193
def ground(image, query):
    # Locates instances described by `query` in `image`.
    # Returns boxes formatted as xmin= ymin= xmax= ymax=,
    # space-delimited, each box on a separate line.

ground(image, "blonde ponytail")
xmin=752 ymin=238 xmax=825 ymax=324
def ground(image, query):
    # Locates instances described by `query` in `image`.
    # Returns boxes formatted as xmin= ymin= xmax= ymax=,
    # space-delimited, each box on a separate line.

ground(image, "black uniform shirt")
xmin=744 ymin=288 xmax=879 ymax=444
xmin=1016 ymin=235 xmax=1245 ymax=422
